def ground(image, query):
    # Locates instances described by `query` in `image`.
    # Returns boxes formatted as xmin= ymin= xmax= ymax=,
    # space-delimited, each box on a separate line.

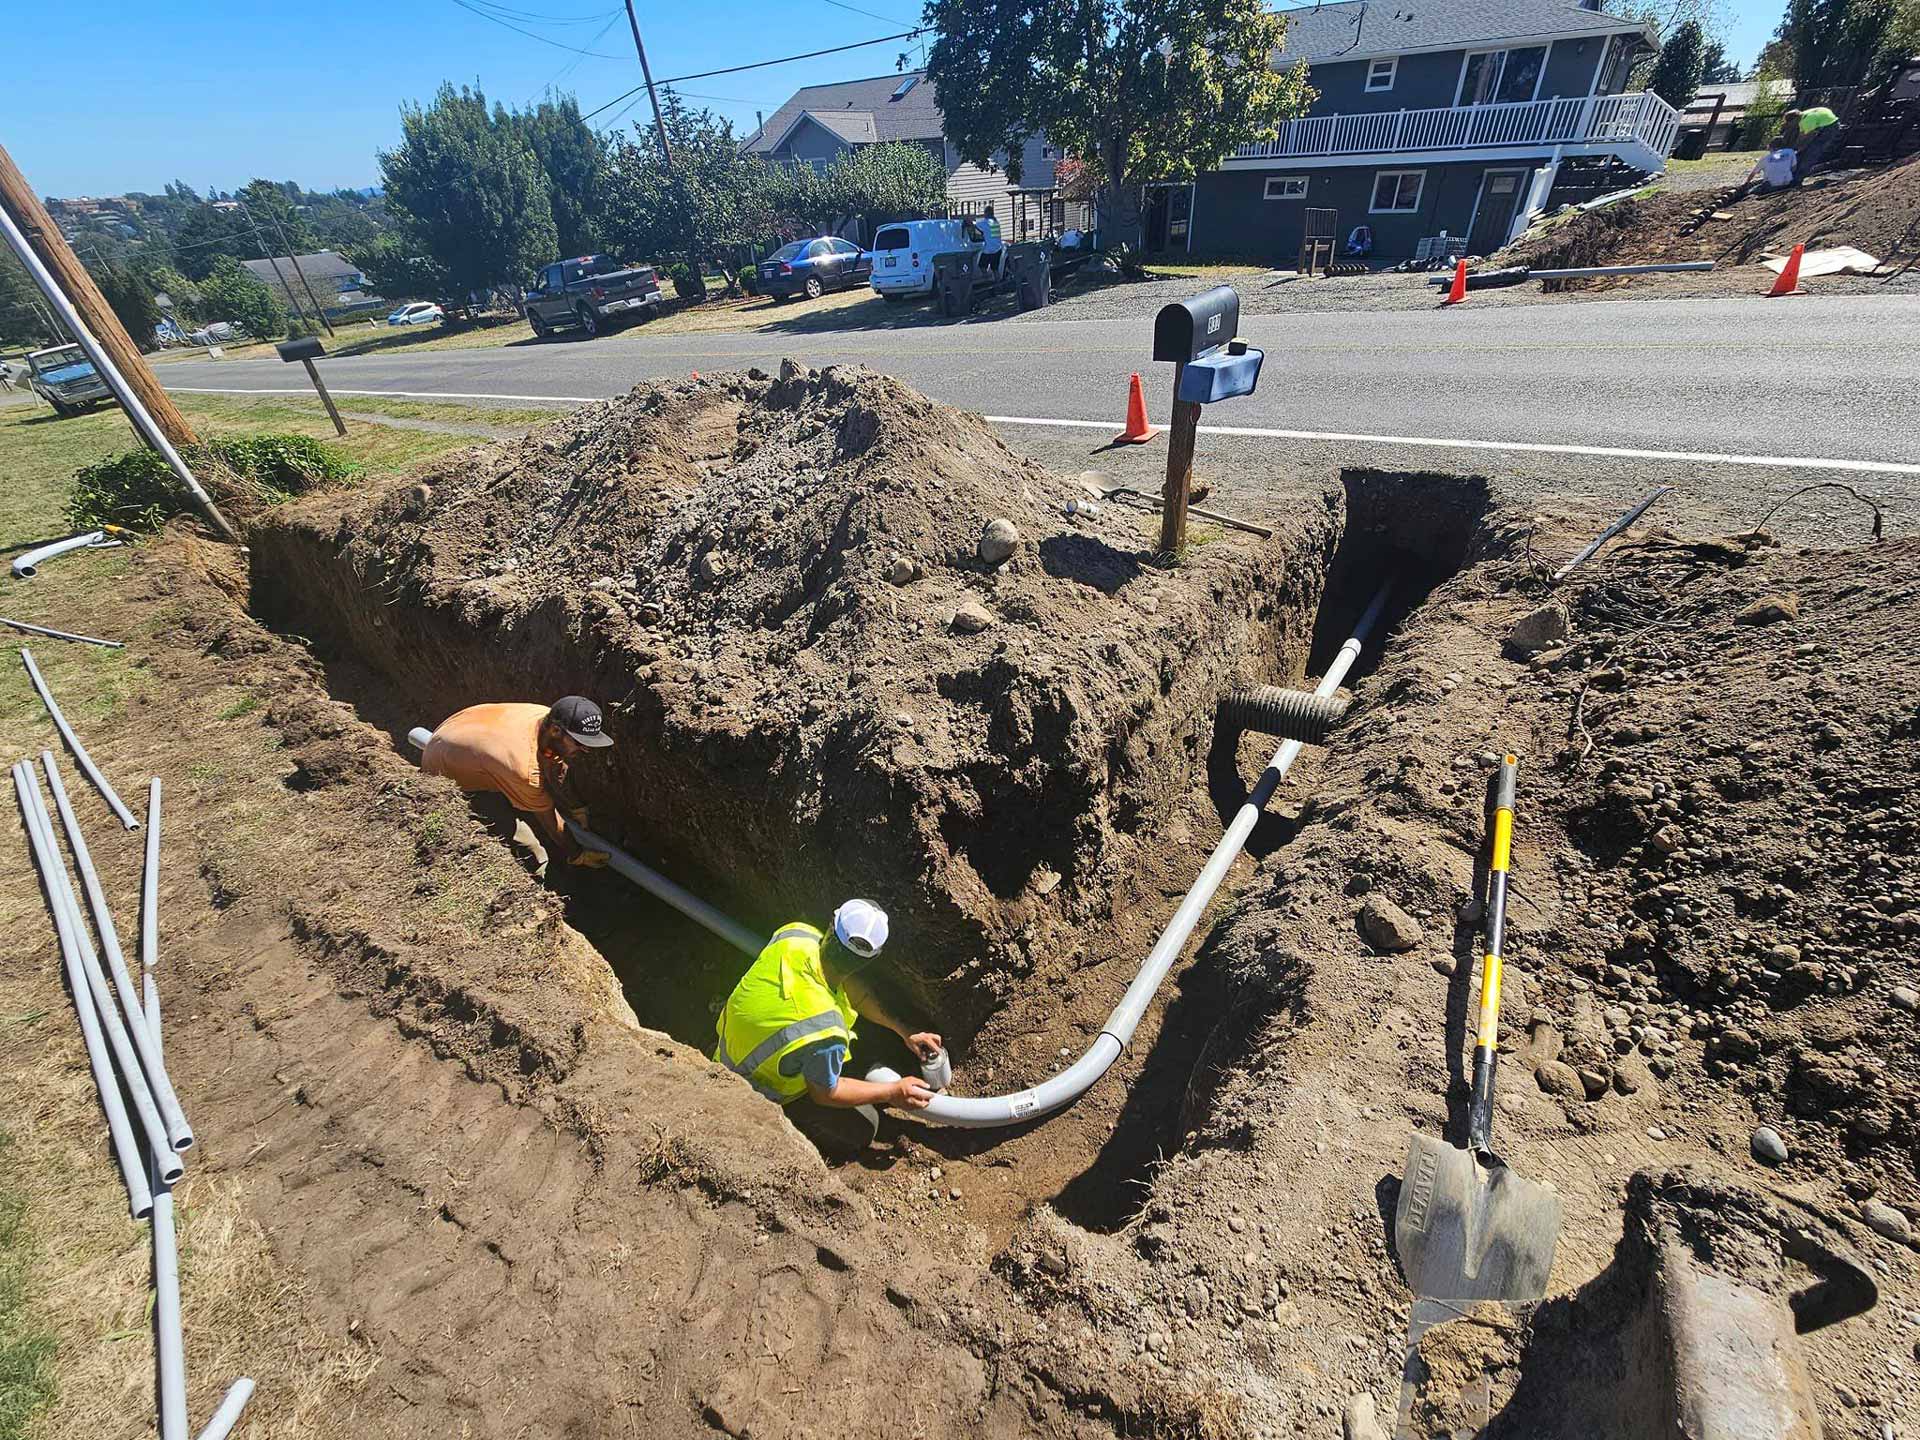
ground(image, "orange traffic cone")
xmin=1114 ymin=373 xmax=1157 ymax=444
xmin=1442 ymin=258 xmax=1468 ymax=305
xmin=1767 ymin=243 xmax=1806 ymax=297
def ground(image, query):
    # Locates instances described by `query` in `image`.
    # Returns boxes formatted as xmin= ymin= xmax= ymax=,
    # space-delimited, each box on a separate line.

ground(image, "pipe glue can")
xmin=920 ymin=1048 xmax=952 ymax=1092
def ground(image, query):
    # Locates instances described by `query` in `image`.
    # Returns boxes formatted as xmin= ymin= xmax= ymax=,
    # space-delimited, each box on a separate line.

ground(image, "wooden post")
xmin=0 ymin=142 xmax=199 ymax=449
xmin=301 ymin=357 xmax=347 ymax=437
xmin=1159 ymin=362 xmax=1199 ymax=556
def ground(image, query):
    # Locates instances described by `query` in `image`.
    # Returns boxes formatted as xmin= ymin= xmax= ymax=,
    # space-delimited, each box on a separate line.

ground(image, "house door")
xmin=1468 ymin=169 xmax=1528 ymax=254
xmin=1144 ymin=189 xmax=1170 ymax=250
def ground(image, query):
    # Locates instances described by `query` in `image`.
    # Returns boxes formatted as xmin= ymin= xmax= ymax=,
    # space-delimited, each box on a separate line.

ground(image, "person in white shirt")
xmin=1750 ymin=141 xmax=1797 ymax=190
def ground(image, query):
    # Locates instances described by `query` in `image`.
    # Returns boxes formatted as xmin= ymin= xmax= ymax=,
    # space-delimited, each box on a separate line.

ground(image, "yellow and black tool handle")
xmin=1467 ymin=755 xmax=1517 ymax=1158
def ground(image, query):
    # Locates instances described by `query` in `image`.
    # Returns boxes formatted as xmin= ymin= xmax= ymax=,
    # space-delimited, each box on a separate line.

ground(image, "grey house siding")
xmin=780 ymin=117 xmax=853 ymax=167
xmin=1306 ymin=50 xmax=1469 ymax=113
xmin=1193 ymin=160 xmax=1538 ymax=263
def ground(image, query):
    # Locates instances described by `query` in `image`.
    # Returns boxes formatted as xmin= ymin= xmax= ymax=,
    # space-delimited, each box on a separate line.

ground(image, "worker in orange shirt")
xmin=419 ymin=696 xmax=614 ymax=872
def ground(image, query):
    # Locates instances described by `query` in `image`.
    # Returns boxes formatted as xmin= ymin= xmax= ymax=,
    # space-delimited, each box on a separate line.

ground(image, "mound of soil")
xmin=989 ymin=508 xmax=1920 ymax=1434
xmin=1503 ymin=151 xmax=1920 ymax=288
xmin=249 ymin=364 xmax=1332 ymax=1032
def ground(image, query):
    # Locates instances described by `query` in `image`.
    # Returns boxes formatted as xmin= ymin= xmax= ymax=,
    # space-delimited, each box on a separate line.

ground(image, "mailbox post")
xmin=275 ymin=335 xmax=346 ymax=437
xmin=1151 ymin=286 xmax=1262 ymax=554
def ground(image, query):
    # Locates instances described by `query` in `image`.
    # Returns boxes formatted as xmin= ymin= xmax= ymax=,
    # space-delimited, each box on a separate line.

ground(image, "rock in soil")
xmin=1506 ymin=602 xmax=1571 ymax=654
xmin=1736 ymin=591 xmax=1800 ymax=625
xmin=1750 ymin=1125 xmax=1789 ymax=1165
xmin=1862 ymin=1200 xmax=1912 ymax=1244
xmin=1359 ymin=894 xmax=1424 ymax=952
xmin=978 ymin=517 xmax=1021 ymax=565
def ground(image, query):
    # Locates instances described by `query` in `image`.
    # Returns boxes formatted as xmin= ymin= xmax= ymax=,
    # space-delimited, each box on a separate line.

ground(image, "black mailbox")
xmin=1152 ymin=285 xmax=1241 ymax=364
xmin=275 ymin=336 xmax=325 ymax=363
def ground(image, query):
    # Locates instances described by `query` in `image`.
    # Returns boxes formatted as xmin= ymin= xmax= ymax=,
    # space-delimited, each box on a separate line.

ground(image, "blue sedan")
xmin=755 ymin=236 xmax=872 ymax=301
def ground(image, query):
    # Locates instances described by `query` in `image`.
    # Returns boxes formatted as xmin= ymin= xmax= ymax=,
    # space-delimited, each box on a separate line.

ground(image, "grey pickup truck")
xmin=524 ymin=255 xmax=665 ymax=339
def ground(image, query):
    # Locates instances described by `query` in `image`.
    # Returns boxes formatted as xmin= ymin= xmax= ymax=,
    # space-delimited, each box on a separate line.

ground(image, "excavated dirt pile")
xmin=1501 ymin=151 xmax=1920 ymax=288
xmin=989 ymin=516 xmax=1920 ymax=1435
xmin=250 ymin=363 xmax=1332 ymax=1031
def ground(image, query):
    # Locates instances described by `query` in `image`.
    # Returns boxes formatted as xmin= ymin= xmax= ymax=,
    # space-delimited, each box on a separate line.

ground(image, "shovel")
xmin=1077 ymin=475 xmax=1273 ymax=538
xmin=1395 ymin=756 xmax=1561 ymax=1306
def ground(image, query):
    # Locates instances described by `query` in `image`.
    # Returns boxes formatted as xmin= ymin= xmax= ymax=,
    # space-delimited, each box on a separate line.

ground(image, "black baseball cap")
xmin=549 ymin=696 xmax=614 ymax=747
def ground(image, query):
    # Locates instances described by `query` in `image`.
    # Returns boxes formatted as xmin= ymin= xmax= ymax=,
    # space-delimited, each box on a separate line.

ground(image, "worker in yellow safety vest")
xmin=714 ymin=899 xmax=942 ymax=1157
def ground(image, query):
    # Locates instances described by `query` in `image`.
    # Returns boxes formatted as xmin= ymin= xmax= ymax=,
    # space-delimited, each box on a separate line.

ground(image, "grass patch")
xmin=0 ymin=1129 xmax=59 ymax=1437
xmin=218 ymin=693 xmax=262 ymax=720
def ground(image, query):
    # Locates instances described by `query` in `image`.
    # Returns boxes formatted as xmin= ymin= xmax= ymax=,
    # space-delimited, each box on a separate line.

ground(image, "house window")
xmin=1264 ymin=175 xmax=1309 ymax=200
xmin=1366 ymin=57 xmax=1398 ymax=91
xmin=1370 ymin=169 xmax=1425 ymax=213
xmin=891 ymin=75 xmax=919 ymax=100
xmin=1457 ymin=46 xmax=1548 ymax=105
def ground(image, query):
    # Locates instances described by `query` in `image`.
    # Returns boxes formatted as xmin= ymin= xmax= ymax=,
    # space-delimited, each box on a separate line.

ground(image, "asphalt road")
xmin=156 ymin=293 xmax=1920 ymax=474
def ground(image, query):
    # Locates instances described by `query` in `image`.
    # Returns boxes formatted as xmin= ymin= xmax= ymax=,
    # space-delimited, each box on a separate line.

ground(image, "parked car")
xmin=388 ymin=302 xmax=444 ymax=327
xmin=868 ymin=219 xmax=985 ymax=301
xmin=756 ymin=236 xmax=872 ymax=301
xmin=26 ymin=344 xmax=112 ymax=418
xmin=523 ymin=255 xmax=664 ymax=339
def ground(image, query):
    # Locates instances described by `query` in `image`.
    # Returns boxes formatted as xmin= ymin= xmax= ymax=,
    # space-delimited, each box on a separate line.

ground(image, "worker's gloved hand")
xmin=887 ymin=1077 xmax=934 ymax=1110
xmin=569 ymin=848 xmax=611 ymax=868
xmin=906 ymin=1032 xmax=944 ymax=1061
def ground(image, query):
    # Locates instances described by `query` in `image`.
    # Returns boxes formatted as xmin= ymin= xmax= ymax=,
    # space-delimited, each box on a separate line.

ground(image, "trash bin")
xmin=1673 ymin=127 xmax=1709 ymax=161
xmin=1008 ymin=244 xmax=1051 ymax=310
xmin=932 ymin=252 xmax=976 ymax=317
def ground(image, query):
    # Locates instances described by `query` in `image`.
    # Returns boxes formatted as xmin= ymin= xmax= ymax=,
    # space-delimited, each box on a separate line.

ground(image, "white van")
xmin=868 ymin=218 xmax=986 ymax=300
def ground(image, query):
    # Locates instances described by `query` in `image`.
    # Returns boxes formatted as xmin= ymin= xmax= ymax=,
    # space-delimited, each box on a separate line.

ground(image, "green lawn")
xmin=0 ymin=1129 xmax=58 ymax=1438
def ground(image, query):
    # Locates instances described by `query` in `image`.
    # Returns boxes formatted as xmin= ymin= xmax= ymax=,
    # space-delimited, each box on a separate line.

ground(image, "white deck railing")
xmin=1232 ymin=91 xmax=1683 ymax=165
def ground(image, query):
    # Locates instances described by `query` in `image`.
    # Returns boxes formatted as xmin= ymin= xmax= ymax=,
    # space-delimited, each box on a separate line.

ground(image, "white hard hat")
xmin=832 ymin=899 xmax=890 ymax=959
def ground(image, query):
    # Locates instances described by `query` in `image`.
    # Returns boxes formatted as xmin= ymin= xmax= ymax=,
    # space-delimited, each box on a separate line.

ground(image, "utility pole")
xmin=623 ymin=0 xmax=707 ymax=299
xmin=0 ymin=141 xmax=200 ymax=450
xmin=214 ymin=201 xmax=318 ymax=335
xmin=255 ymin=195 xmax=336 ymax=338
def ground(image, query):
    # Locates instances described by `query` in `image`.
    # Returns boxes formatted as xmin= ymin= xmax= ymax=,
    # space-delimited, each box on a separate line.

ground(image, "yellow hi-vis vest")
xmin=713 ymin=922 xmax=858 ymax=1105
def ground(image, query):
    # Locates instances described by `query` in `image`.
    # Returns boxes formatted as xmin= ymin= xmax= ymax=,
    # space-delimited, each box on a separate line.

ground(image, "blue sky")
xmin=16 ymin=0 xmax=1781 ymax=198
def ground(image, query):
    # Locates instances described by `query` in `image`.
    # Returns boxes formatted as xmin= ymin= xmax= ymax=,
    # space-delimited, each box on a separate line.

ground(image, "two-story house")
xmin=1176 ymin=0 xmax=1678 ymax=262
xmin=743 ymin=71 xmax=1072 ymax=239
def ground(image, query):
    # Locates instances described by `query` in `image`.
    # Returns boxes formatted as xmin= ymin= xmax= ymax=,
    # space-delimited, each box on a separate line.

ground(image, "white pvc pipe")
xmin=0 ymin=615 xmax=123 ymax=648
xmin=568 ymin=820 xmax=764 ymax=957
xmin=21 ymin=647 xmax=140 ymax=829
xmin=0 ymin=202 xmax=240 ymax=544
xmin=407 ymin=724 xmax=764 ymax=956
xmin=877 ymin=583 xmax=1395 ymax=1128
xmin=27 ymin=762 xmax=181 ymax=1181
xmin=43 ymin=752 xmax=193 ymax=1151
xmin=195 ymin=1377 xmax=255 ymax=1440
xmin=143 ymin=973 xmax=188 ymax=1440
xmin=143 ymin=779 xmax=161 ymax=971
xmin=13 ymin=762 xmax=153 ymax=1218
xmin=10 ymin=531 xmax=115 ymax=580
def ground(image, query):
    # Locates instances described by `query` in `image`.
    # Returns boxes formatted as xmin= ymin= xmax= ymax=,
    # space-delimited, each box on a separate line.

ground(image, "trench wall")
xmin=249 ymin=471 xmax=1342 ymax=1033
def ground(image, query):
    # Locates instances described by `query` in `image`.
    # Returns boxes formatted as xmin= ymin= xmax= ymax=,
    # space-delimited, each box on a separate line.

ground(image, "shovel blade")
xmin=1395 ymin=1133 xmax=1561 ymax=1303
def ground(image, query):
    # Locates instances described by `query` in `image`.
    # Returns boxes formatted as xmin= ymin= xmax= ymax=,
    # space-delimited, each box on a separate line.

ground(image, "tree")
xmin=601 ymin=95 xmax=771 ymax=280
xmin=1699 ymin=38 xmax=1746 ymax=81
xmin=172 ymin=203 xmax=260 ymax=279
xmin=239 ymin=179 xmax=320 ymax=255
xmin=1649 ymin=19 xmax=1709 ymax=105
xmin=512 ymin=95 xmax=607 ymax=257
xmin=379 ymin=84 xmax=558 ymax=300
xmin=0 ymin=251 xmax=58 ymax=349
xmin=830 ymin=142 xmax=948 ymax=220
xmin=349 ymin=234 xmax=452 ymax=303
xmin=92 ymin=262 xmax=164 ymax=347
xmin=200 ymin=257 xmax=289 ymax=338
xmin=925 ymin=0 xmax=1314 ymax=246
xmin=1776 ymin=0 xmax=1900 ymax=88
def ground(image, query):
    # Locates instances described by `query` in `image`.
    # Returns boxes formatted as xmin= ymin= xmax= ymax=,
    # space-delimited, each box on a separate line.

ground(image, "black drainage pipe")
xmin=1217 ymin=686 xmax=1350 ymax=745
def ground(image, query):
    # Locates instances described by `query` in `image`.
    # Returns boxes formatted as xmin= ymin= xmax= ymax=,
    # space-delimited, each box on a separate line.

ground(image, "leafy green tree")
xmin=1649 ymin=19 xmax=1709 ymax=105
xmin=91 ymin=262 xmax=164 ymax=347
xmin=1698 ymin=38 xmax=1746 ymax=81
xmin=601 ymin=95 xmax=769 ymax=285
xmin=379 ymin=84 xmax=558 ymax=299
xmin=1776 ymin=0 xmax=1899 ymax=87
xmin=172 ymin=203 xmax=260 ymax=280
xmin=512 ymin=95 xmax=606 ymax=257
xmin=924 ymin=0 xmax=1314 ymax=242
xmin=239 ymin=179 xmax=321 ymax=255
xmin=0 ymin=251 xmax=58 ymax=348
xmin=348 ymin=234 xmax=452 ymax=303
xmin=200 ymin=257 xmax=290 ymax=338
xmin=830 ymin=142 xmax=947 ymax=220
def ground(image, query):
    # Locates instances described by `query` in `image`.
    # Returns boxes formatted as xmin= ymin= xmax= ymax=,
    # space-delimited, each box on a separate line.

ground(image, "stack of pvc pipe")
xmin=11 ymin=759 xmax=254 ymax=1439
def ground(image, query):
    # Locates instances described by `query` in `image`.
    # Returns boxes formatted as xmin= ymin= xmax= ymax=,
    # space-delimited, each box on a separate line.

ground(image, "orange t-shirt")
xmin=421 ymin=703 xmax=564 ymax=838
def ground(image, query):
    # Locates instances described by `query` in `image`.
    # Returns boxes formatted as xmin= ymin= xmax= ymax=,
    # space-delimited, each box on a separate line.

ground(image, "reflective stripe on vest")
xmin=714 ymin=921 xmax=856 ymax=1105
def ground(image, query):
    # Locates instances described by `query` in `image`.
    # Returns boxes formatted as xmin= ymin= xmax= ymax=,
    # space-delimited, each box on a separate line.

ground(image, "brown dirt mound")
xmin=248 ymin=363 xmax=1333 ymax=1035
xmin=1503 ymin=152 xmax=1920 ymax=287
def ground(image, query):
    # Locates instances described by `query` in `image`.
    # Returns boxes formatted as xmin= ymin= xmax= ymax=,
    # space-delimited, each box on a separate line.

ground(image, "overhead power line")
xmin=818 ymin=0 xmax=914 ymax=25
xmin=448 ymin=0 xmax=625 ymax=57
xmin=582 ymin=27 xmax=928 ymax=122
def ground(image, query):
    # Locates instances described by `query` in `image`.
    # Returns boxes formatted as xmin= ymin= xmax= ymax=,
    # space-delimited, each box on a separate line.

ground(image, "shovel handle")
xmin=1468 ymin=756 xmax=1518 ymax=1157
xmin=1186 ymin=503 xmax=1273 ymax=538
